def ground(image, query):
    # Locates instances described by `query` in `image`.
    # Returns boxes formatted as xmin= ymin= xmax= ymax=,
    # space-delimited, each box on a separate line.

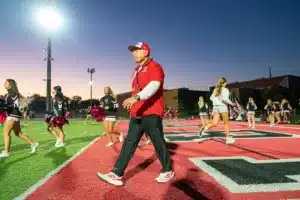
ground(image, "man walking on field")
xmin=97 ymin=42 xmax=174 ymax=186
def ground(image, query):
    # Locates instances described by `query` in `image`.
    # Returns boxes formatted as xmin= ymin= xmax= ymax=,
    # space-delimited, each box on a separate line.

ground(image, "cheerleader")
xmin=0 ymin=79 xmax=39 ymax=158
xmin=246 ymin=97 xmax=257 ymax=129
xmin=45 ymin=86 xmax=68 ymax=147
xmin=173 ymin=109 xmax=179 ymax=119
xmin=198 ymin=77 xmax=236 ymax=144
xmin=264 ymin=99 xmax=275 ymax=126
xmin=99 ymin=87 xmax=123 ymax=147
xmin=198 ymin=96 xmax=208 ymax=126
xmin=84 ymin=106 xmax=92 ymax=124
xmin=273 ymin=101 xmax=282 ymax=123
xmin=166 ymin=106 xmax=173 ymax=120
xmin=281 ymin=99 xmax=292 ymax=123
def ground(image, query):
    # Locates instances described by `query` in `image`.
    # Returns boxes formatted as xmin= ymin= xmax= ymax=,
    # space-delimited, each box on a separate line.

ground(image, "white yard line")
xmin=13 ymin=136 xmax=101 ymax=200
xmin=14 ymin=121 xmax=120 ymax=200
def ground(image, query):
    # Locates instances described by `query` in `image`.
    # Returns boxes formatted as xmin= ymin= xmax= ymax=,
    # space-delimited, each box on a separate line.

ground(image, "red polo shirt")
xmin=130 ymin=59 xmax=165 ymax=118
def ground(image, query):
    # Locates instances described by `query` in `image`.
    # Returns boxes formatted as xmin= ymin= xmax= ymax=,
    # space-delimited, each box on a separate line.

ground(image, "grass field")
xmin=0 ymin=119 xmax=103 ymax=200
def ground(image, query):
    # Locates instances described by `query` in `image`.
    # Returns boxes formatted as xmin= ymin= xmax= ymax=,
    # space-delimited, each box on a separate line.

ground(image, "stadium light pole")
xmin=37 ymin=5 xmax=63 ymax=114
xmin=87 ymin=68 xmax=95 ymax=107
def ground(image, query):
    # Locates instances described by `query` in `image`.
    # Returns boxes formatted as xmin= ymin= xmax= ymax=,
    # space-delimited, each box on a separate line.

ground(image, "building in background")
xmin=210 ymin=75 xmax=300 ymax=109
xmin=116 ymin=88 xmax=210 ymax=117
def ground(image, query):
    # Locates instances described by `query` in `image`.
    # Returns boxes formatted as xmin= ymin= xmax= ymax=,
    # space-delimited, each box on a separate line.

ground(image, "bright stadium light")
xmin=37 ymin=7 xmax=62 ymax=32
xmin=36 ymin=4 xmax=64 ymax=115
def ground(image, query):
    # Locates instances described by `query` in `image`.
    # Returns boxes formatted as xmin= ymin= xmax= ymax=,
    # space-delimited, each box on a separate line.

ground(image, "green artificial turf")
xmin=0 ymin=119 xmax=103 ymax=200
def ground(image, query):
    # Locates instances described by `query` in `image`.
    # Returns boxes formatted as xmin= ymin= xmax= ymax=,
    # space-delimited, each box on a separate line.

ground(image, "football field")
xmin=0 ymin=120 xmax=102 ymax=200
xmin=1 ymin=119 xmax=300 ymax=200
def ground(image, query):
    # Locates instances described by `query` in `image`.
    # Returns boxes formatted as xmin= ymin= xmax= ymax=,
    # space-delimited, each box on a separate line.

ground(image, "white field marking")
xmin=14 ymin=121 xmax=119 ymax=200
xmin=13 ymin=136 xmax=101 ymax=200
xmin=189 ymin=156 xmax=300 ymax=193
xmin=232 ymin=122 xmax=300 ymax=130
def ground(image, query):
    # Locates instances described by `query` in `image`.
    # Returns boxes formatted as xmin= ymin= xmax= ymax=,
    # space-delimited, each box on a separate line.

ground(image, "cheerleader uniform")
xmin=273 ymin=103 xmax=281 ymax=115
xmin=199 ymin=103 xmax=208 ymax=116
xmin=281 ymin=102 xmax=292 ymax=123
xmin=210 ymin=87 xmax=233 ymax=113
xmin=86 ymin=107 xmax=92 ymax=117
xmin=264 ymin=104 xmax=274 ymax=116
xmin=282 ymin=102 xmax=292 ymax=113
xmin=99 ymin=95 xmax=118 ymax=121
xmin=46 ymin=98 xmax=69 ymax=127
xmin=246 ymin=103 xmax=257 ymax=115
xmin=0 ymin=89 xmax=39 ymax=158
xmin=4 ymin=89 xmax=22 ymax=122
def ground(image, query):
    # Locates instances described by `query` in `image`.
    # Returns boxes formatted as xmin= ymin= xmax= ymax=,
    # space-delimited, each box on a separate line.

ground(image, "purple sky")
xmin=0 ymin=0 xmax=299 ymax=99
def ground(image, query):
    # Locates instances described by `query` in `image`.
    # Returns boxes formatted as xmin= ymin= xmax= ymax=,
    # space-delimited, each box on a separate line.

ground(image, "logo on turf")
xmin=164 ymin=130 xmax=295 ymax=143
xmin=189 ymin=156 xmax=300 ymax=193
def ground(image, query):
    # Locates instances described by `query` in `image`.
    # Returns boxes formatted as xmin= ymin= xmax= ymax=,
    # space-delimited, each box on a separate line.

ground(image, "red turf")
xmin=26 ymin=120 xmax=300 ymax=200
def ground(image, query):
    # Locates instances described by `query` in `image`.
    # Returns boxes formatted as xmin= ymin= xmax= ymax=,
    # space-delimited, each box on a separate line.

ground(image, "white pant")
xmin=213 ymin=105 xmax=228 ymax=113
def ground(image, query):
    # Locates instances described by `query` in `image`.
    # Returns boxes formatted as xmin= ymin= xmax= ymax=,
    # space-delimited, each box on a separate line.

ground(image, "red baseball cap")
xmin=128 ymin=42 xmax=151 ymax=53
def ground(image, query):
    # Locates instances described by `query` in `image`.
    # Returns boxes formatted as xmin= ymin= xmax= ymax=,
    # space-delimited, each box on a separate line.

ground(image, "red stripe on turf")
xmin=25 ymin=120 xmax=300 ymax=200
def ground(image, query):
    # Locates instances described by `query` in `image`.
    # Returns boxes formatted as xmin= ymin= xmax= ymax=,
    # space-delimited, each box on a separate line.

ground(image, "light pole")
xmin=44 ymin=38 xmax=54 ymax=114
xmin=37 ymin=4 xmax=62 ymax=114
xmin=87 ymin=68 xmax=95 ymax=107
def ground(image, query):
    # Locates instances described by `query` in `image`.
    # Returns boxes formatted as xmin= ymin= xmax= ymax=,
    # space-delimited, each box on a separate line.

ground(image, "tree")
xmin=71 ymin=95 xmax=82 ymax=102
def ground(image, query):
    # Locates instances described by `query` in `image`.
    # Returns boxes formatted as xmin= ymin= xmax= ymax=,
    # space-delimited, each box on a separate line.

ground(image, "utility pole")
xmin=87 ymin=68 xmax=95 ymax=107
xmin=44 ymin=38 xmax=54 ymax=114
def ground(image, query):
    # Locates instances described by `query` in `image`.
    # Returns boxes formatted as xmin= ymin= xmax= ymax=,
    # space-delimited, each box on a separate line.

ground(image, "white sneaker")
xmin=30 ymin=142 xmax=39 ymax=153
xmin=156 ymin=171 xmax=175 ymax=183
xmin=225 ymin=137 xmax=235 ymax=144
xmin=55 ymin=139 xmax=61 ymax=147
xmin=106 ymin=142 xmax=114 ymax=147
xmin=56 ymin=142 xmax=65 ymax=148
xmin=145 ymin=139 xmax=151 ymax=145
xmin=97 ymin=172 xmax=124 ymax=186
xmin=119 ymin=133 xmax=124 ymax=143
xmin=0 ymin=151 xmax=9 ymax=158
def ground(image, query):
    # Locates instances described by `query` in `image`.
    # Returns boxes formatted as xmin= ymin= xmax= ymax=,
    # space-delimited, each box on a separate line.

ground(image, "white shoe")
xmin=106 ymin=142 xmax=114 ymax=147
xmin=119 ymin=133 xmax=124 ymax=143
xmin=0 ymin=151 xmax=9 ymax=158
xmin=155 ymin=171 xmax=175 ymax=183
xmin=225 ymin=137 xmax=235 ymax=144
xmin=145 ymin=139 xmax=151 ymax=145
xmin=30 ymin=142 xmax=39 ymax=153
xmin=56 ymin=142 xmax=65 ymax=148
xmin=55 ymin=139 xmax=61 ymax=147
xmin=97 ymin=172 xmax=124 ymax=186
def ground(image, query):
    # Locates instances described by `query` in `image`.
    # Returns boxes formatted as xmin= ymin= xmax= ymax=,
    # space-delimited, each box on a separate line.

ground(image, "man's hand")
xmin=104 ymin=106 xmax=109 ymax=110
xmin=123 ymin=97 xmax=138 ymax=110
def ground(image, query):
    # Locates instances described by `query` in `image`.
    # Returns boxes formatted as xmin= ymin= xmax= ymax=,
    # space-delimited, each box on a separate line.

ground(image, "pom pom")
xmin=91 ymin=106 xmax=106 ymax=122
xmin=0 ymin=112 xmax=7 ymax=123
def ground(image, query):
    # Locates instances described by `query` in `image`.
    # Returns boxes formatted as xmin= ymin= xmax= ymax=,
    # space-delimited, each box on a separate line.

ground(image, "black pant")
xmin=111 ymin=115 xmax=172 ymax=176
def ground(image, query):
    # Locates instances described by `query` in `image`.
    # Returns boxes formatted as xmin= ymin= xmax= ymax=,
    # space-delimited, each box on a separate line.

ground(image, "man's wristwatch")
xmin=135 ymin=95 xmax=140 ymax=101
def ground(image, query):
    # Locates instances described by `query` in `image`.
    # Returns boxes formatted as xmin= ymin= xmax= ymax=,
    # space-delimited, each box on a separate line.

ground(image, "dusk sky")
xmin=0 ymin=0 xmax=299 ymax=100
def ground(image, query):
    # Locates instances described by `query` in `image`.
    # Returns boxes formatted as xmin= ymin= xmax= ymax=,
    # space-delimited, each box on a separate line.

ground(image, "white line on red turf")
xmin=13 ymin=136 xmax=101 ymax=200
